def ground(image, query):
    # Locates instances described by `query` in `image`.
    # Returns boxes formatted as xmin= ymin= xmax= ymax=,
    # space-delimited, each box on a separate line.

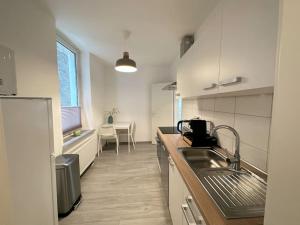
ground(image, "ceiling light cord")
xmin=123 ymin=30 xmax=131 ymax=53
xmin=115 ymin=30 xmax=137 ymax=73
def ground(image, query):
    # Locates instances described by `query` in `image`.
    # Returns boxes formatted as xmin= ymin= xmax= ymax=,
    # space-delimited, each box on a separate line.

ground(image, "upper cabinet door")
xmin=177 ymin=4 xmax=222 ymax=98
xmin=219 ymin=0 xmax=279 ymax=93
xmin=177 ymin=48 xmax=197 ymax=98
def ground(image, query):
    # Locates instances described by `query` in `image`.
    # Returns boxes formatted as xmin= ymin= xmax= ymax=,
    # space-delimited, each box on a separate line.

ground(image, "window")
xmin=56 ymin=41 xmax=78 ymax=107
xmin=56 ymin=40 xmax=81 ymax=135
xmin=61 ymin=107 xmax=82 ymax=134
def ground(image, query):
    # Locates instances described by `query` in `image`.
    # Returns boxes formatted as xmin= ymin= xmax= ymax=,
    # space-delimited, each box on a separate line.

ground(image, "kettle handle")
xmin=177 ymin=121 xmax=183 ymax=133
xmin=177 ymin=120 xmax=189 ymax=134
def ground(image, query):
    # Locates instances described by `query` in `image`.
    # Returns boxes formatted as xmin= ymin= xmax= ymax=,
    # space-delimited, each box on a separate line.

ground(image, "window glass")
xmin=56 ymin=42 xmax=78 ymax=107
xmin=56 ymin=41 xmax=81 ymax=135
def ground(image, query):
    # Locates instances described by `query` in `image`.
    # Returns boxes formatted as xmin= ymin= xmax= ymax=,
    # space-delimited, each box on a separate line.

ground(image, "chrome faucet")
xmin=210 ymin=125 xmax=241 ymax=171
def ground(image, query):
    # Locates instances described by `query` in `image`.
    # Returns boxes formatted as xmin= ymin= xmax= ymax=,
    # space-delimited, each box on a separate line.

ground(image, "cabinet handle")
xmin=219 ymin=76 xmax=242 ymax=86
xmin=203 ymin=83 xmax=217 ymax=90
xmin=186 ymin=195 xmax=205 ymax=225
xmin=168 ymin=156 xmax=175 ymax=166
xmin=182 ymin=204 xmax=198 ymax=225
xmin=186 ymin=195 xmax=193 ymax=202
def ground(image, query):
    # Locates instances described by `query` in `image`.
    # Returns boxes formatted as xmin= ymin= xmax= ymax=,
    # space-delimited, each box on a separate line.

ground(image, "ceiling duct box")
xmin=180 ymin=35 xmax=194 ymax=57
xmin=0 ymin=45 xmax=17 ymax=95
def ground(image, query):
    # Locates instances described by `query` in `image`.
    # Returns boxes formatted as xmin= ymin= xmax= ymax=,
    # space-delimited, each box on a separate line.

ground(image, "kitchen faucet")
xmin=210 ymin=125 xmax=241 ymax=171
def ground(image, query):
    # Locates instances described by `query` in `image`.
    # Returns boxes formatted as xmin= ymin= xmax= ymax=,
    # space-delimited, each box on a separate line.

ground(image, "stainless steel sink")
xmin=198 ymin=168 xmax=267 ymax=218
xmin=177 ymin=147 xmax=267 ymax=218
xmin=177 ymin=147 xmax=229 ymax=170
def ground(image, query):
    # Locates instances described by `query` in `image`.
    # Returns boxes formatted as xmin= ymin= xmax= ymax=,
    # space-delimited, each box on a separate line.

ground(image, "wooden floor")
xmin=59 ymin=143 xmax=172 ymax=225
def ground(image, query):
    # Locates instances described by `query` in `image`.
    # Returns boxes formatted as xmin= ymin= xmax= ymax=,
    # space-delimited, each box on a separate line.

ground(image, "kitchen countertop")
xmin=157 ymin=129 xmax=265 ymax=225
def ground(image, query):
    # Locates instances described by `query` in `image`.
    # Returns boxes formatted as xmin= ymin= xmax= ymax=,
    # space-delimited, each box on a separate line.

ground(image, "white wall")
xmin=182 ymin=94 xmax=273 ymax=172
xmin=104 ymin=65 xmax=175 ymax=142
xmin=80 ymin=52 xmax=106 ymax=130
xmin=90 ymin=54 xmax=106 ymax=127
xmin=264 ymin=1 xmax=300 ymax=224
xmin=80 ymin=51 xmax=93 ymax=129
xmin=0 ymin=0 xmax=63 ymax=155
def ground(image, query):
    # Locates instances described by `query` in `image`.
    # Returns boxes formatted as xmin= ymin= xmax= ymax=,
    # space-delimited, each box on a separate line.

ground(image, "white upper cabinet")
xmin=177 ymin=4 xmax=222 ymax=98
xmin=177 ymin=0 xmax=279 ymax=98
xmin=219 ymin=0 xmax=279 ymax=93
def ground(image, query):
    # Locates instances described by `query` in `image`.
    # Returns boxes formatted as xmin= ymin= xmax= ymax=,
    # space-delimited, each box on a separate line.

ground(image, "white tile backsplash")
xmin=240 ymin=143 xmax=268 ymax=171
xmin=236 ymin=94 xmax=273 ymax=117
xmin=214 ymin=112 xmax=235 ymax=137
xmin=200 ymin=110 xmax=215 ymax=123
xmin=215 ymin=97 xmax=235 ymax=113
xmin=198 ymin=98 xmax=215 ymax=111
xmin=182 ymin=93 xmax=273 ymax=172
xmin=234 ymin=114 xmax=271 ymax=151
xmin=182 ymin=99 xmax=199 ymax=119
xmin=217 ymin=133 xmax=234 ymax=154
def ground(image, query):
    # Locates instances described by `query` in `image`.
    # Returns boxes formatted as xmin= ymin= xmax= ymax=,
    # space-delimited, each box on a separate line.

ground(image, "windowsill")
xmin=63 ymin=129 xmax=96 ymax=153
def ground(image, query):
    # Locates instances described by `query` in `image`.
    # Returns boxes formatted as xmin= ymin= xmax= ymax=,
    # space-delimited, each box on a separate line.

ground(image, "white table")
xmin=113 ymin=122 xmax=131 ymax=152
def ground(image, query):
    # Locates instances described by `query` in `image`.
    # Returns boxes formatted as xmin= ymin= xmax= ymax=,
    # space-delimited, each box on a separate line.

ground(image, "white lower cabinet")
xmin=169 ymin=156 xmax=206 ymax=225
xmin=182 ymin=185 xmax=207 ymax=225
xmin=169 ymin=156 xmax=184 ymax=225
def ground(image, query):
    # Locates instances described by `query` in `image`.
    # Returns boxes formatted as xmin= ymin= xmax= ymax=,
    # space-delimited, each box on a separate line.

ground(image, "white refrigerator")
xmin=151 ymin=82 xmax=181 ymax=144
xmin=0 ymin=97 xmax=58 ymax=225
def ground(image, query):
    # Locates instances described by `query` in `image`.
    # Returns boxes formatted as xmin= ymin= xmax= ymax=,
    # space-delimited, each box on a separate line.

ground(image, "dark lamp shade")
xmin=115 ymin=52 xmax=137 ymax=73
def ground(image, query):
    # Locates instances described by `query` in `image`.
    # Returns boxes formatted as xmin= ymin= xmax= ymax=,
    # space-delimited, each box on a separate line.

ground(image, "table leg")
xmin=128 ymin=128 xmax=130 ymax=152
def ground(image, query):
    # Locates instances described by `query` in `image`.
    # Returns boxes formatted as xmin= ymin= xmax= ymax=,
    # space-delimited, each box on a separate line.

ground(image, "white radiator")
xmin=64 ymin=132 xmax=98 ymax=175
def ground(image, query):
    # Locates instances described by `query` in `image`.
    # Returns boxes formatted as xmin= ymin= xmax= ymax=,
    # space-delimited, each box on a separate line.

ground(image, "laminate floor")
xmin=59 ymin=143 xmax=172 ymax=225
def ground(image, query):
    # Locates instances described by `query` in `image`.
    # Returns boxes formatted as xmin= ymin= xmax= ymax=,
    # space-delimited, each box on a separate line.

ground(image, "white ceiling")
xmin=40 ymin=0 xmax=219 ymax=66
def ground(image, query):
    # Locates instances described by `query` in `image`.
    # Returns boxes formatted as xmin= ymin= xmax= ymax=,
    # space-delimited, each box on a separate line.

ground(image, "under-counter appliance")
xmin=157 ymin=126 xmax=178 ymax=203
xmin=177 ymin=119 xmax=217 ymax=147
xmin=156 ymin=135 xmax=169 ymax=204
xmin=0 ymin=97 xmax=58 ymax=225
xmin=56 ymin=154 xmax=81 ymax=216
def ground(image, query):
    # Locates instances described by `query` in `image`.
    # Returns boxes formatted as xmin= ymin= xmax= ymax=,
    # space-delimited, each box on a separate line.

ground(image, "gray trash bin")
xmin=56 ymin=154 xmax=81 ymax=216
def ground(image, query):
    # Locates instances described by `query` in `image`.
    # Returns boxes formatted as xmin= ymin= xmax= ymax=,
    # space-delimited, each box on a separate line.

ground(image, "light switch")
xmin=0 ymin=45 xmax=17 ymax=95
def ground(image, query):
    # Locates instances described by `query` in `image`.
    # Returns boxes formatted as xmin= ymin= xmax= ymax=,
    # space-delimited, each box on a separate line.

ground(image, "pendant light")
xmin=115 ymin=30 xmax=137 ymax=73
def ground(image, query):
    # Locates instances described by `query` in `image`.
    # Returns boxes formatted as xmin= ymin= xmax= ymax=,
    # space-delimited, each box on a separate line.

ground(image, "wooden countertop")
xmin=157 ymin=130 xmax=264 ymax=225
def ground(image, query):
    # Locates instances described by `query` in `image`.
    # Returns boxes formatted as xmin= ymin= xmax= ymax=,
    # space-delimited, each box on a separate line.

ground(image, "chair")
xmin=97 ymin=124 xmax=119 ymax=155
xmin=118 ymin=121 xmax=136 ymax=150
xmin=130 ymin=122 xmax=136 ymax=149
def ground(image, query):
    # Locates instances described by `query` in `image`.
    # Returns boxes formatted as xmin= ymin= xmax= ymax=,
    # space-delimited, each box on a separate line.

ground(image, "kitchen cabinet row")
xmin=169 ymin=156 xmax=206 ymax=225
xmin=177 ymin=0 xmax=279 ymax=98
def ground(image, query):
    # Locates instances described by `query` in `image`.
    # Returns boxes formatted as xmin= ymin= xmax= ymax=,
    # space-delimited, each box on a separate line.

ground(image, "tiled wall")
xmin=182 ymin=94 xmax=273 ymax=172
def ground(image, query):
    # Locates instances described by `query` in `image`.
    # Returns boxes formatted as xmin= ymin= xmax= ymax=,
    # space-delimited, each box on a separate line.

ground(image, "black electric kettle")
xmin=177 ymin=119 xmax=207 ymax=137
xmin=177 ymin=119 xmax=217 ymax=147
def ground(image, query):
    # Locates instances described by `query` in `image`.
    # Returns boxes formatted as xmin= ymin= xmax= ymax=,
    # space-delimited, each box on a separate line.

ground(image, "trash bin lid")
xmin=56 ymin=154 xmax=79 ymax=167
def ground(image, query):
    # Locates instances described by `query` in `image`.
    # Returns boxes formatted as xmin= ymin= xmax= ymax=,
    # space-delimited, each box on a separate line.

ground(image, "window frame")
xmin=56 ymin=33 xmax=83 ymax=136
xmin=56 ymin=34 xmax=81 ymax=107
